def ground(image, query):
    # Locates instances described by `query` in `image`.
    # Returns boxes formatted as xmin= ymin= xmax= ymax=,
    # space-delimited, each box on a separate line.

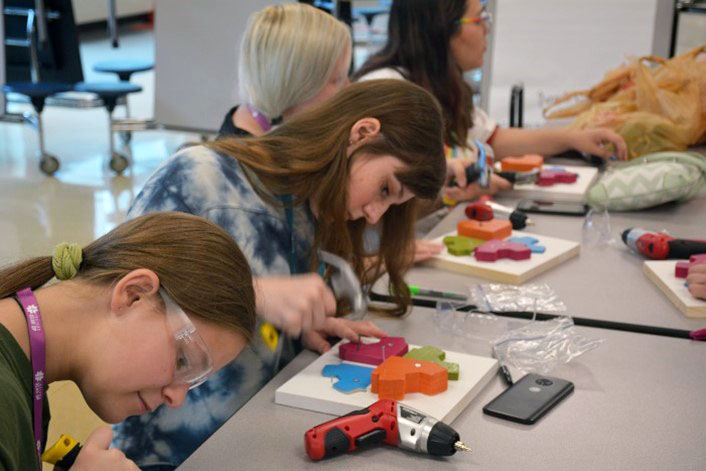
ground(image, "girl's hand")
xmin=443 ymin=173 xmax=512 ymax=202
xmin=72 ymin=427 xmax=139 ymax=471
xmin=413 ymin=239 xmax=444 ymax=263
xmin=254 ymin=274 xmax=337 ymax=338
xmin=686 ymin=263 xmax=706 ymax=300
xmin=302 ymin=318 xmax=387 ymax=353
xmin=568 ymin=128 xmax=628 ymax=160
xmin=446 ymin=157 xmax=477 ymax=188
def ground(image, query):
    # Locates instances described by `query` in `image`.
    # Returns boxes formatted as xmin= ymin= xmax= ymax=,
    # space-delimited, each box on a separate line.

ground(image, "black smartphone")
xmin=516 ymin=199 xmax=588 ymax=216
xmin=483 ymin=373 xmax=574 ymax=425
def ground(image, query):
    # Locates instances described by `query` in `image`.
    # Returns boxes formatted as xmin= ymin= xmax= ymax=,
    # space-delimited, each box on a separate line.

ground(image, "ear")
xmin=347 ymin=118 xmax=381 ymax=156
xmin=110 ymin=268 xmax=161 ymax=316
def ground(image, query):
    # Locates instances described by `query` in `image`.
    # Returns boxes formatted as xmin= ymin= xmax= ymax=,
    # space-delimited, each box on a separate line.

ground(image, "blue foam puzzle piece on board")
xmin=508 ymin=236 xmax=546 ymax=254
xmin=322 ymin=364 xmax=374 ymax=394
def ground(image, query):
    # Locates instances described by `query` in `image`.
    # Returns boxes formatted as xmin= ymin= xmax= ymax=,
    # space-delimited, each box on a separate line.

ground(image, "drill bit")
xmin=454 ymin=441 xmax=471 ymax=453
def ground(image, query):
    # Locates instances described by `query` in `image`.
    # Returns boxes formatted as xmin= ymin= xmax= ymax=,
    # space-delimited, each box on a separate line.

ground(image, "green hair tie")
xmin=52 ymin=242 xmax=83 ymax=280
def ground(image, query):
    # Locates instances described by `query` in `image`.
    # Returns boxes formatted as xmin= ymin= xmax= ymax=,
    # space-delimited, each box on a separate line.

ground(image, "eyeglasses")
xmin=160 ymin=289 xmax=214 ymax=390
xmin=456 ymin=10 xmax=493 ymax=28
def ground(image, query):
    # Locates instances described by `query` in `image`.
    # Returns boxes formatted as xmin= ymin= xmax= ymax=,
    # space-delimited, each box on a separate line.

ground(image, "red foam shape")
xmin=537 ymin=169 xmax=578 ymax=186
xmin=338 ymin=337 xmax=409 ymax=366
xmin=371 ymin=356 xmax=448 ymax=400
xmin=675 ymin=254 xmax=706 ymax=278
xmin=474 ymin=239 xmax=532 ymax=262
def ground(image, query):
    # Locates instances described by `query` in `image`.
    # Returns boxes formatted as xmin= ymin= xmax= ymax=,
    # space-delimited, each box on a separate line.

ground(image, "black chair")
xmin=2 ymin=82 xmax=72 ymax=175
xmin=74 ymin=81 xmax=142 ymax=174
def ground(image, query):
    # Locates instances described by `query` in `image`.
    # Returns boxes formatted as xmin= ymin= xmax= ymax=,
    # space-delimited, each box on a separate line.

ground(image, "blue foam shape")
xmin=508 ymin=236 xmax=546 ymax=254
xmin=322 ymin=363 xmax=374 ymax=394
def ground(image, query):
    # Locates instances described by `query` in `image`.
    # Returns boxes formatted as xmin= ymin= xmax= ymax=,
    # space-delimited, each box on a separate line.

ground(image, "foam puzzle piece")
xmin=371 ymin=356 xmax=448 ymax=400
xmin=458 ymin=219 xmax=512 ymax=241
xmin=404 ymin=346 xmax=459 ymax=381
xmin=675 ymin=254 xmax=706 ymax=278
xmin=500 ymin=154 xmax=544 ymax=172
xmin=475 ymin=239 xmax=532 ymax=262
xmin=508 ymin=236 xmax=546 ymax=254
xmin=537 ymin=168 xmax=578 ymax=186
xmin=442 ymin=235 xmax=484 ymax=256
xmin=338 ymin=337 xmax=409 ymax=366
xmin=322 ymin=364 xmax=374 ymax=394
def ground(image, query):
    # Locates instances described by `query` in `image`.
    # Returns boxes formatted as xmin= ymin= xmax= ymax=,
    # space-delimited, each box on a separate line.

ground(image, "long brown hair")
xmin=353 ymin=0 xmax=473 ymax=148
xmin=208 ymin=79 xmax=446 ymax=315
xmin=0 ymin=212 xmax=256 ymax=341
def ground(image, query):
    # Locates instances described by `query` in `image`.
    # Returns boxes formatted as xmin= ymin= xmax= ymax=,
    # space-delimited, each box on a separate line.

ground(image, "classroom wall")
xmin=485 ymin=0 xmax=668 ymax=127
xmin=72 ymin=0 xmax=153 ymax=24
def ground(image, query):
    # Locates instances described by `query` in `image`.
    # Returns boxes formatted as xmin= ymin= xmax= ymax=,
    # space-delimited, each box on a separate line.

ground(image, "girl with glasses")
xmin=356 ymin=0 xmax=628 ymax=203
xmin=0 ymin=212 xmax=257 ymax=470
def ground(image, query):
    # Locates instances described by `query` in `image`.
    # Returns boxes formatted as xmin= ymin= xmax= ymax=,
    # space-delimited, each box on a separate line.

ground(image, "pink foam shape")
xmin=474 ymin=239 xmax=532 ymax=262
xmin=675 ymin=254 xmax=706 ymax=278
xmin=537 ymin=169 xmax=578 ymax=186
xmin=339 ymin=336 xmax=409 ymax=366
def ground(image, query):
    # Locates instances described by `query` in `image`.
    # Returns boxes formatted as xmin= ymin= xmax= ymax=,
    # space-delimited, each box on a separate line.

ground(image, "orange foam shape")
xmin=371 ymin=356 xmax=448 ymax=401
xmin=458 ymin=219 xmax=512 ymax=241
xmin=500 ymin=154 xmax=544 ymax=172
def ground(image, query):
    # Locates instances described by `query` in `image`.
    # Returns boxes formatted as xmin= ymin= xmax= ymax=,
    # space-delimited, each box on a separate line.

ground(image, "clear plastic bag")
xmin=469 ymin=283 xmax=567 ymax=315
xmin=434 ymin=301 xmax=530 ymax=342
xmin=492 ymin=316 xmax=604 ymax=375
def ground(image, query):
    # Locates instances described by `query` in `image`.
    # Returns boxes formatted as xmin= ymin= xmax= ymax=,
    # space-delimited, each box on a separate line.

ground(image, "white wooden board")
xmin=499 ymin=165 xmax=599 ymax=203
xmin=424 ymin=230 xmax=580 ymax=284
xmin=643 ymin=261 xmax=706 ymax=318
xmin=275 ymin=340 xmax=497 ymax=424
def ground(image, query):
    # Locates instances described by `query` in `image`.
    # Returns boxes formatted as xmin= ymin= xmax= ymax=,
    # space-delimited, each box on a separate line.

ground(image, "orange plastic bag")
xmin=544 ymin=46 xmax=706 ymax=159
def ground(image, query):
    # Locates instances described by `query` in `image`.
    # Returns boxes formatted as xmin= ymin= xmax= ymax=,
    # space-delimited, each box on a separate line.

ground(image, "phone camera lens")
xmin=536 ymin=378 xmax=553 ymax=386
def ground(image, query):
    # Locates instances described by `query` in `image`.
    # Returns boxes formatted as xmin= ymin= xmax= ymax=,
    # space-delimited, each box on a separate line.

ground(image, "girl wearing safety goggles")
xmin=0 ymin=212 xmax=256 ymax=471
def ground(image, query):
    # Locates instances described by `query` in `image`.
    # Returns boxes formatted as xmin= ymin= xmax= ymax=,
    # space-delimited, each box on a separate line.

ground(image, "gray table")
xmin=411 ymin=188 xmax=706 ymax=332
xmin=178 ymin=306 xmax=706 ymax=470
xmin=179 ymin=159 xmax=706 ymax=470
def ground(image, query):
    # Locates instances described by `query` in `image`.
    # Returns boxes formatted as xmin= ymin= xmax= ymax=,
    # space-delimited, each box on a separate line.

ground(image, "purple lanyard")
xmin=246 ymin=104 xmax=272 ymax=132
xmin=16 ymin=288 xmax=46 ymax=469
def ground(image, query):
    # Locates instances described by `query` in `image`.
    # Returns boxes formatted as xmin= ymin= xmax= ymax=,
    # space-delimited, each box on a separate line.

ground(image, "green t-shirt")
xmin=0 ymin=323 xmax=50 ymax=471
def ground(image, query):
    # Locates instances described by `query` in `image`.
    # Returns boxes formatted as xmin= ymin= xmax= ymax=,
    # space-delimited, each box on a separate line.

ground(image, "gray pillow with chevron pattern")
xmin=586 ymin=151 xmax=706 ymax=211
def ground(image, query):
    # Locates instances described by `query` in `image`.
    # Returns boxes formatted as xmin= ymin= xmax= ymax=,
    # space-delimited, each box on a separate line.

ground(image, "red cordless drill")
xmin=622 ymin=228 xmax=706 ymax=259
xmin=304 ymin=399 xmax=470 ymax=460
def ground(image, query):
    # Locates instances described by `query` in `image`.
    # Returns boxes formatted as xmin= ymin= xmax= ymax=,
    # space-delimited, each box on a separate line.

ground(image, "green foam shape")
xmin=442 ymin=235 xmax=484 ymax=256
xmin=404 ymin=346 xmax=459 ymax=380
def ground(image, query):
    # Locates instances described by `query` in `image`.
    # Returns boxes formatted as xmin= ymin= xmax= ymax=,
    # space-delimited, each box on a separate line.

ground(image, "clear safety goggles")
xmin=161 ymin=289 xmax=214 ymax=390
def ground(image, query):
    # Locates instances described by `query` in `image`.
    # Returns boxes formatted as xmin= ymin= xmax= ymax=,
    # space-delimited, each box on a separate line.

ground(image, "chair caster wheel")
xmin=119 ymin=131 xmax=133 ymax=144
xmin=39 ymin=154 xmax=60 ymax=176
xmin=109 ymin=152 xmax=130 ymax=175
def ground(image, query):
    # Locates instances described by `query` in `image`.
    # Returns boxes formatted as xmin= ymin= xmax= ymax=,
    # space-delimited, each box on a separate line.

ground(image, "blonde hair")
xmin=239 ymin=3 xmax=351 ymax=119
xmin=0 ymin=212 xmax=257 ymax=342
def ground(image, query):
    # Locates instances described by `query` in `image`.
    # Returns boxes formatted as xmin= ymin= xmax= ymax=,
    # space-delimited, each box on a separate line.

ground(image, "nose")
xmin=162 ymin=383 xmax=190 ymax=408
xmin=363 ymin=201 xmax=388 ymax=225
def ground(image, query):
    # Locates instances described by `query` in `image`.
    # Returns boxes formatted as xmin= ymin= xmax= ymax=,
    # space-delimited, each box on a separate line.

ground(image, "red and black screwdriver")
xmin=304 ymin=399 xmax=471 ymax=460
